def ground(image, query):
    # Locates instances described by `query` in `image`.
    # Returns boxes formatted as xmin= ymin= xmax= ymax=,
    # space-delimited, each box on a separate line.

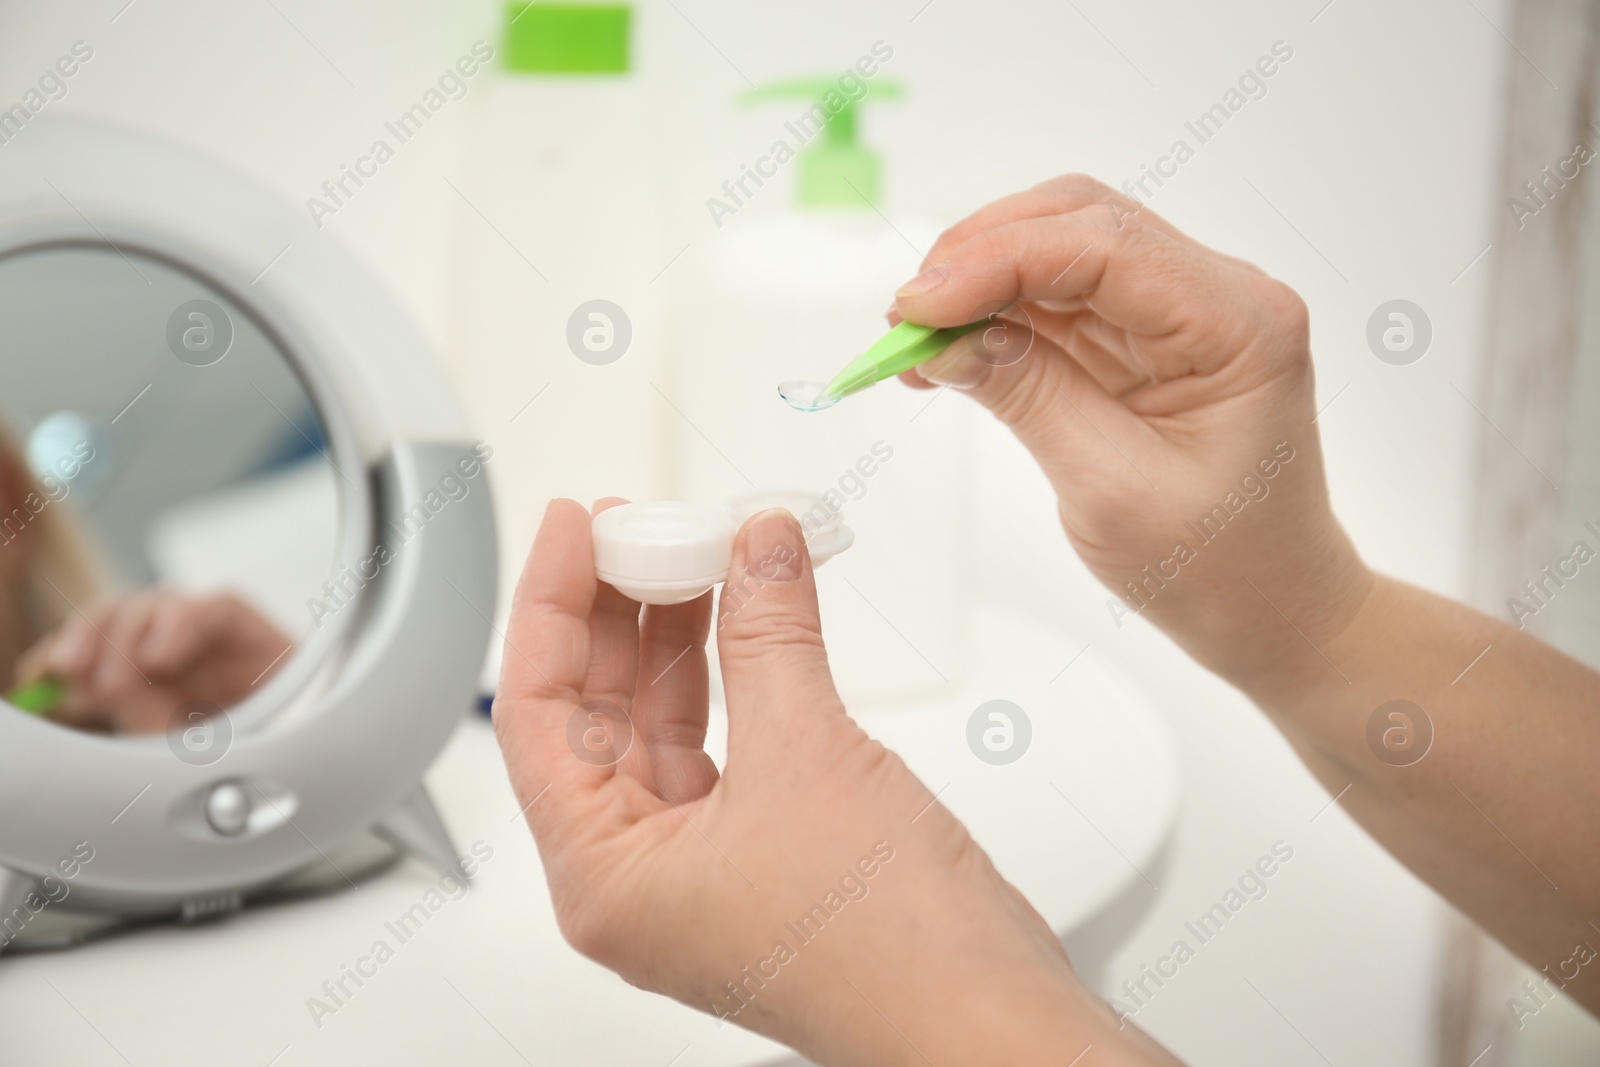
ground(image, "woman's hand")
xmin=16 ymin=589 xmax=293 ymax=733
xmin=894 ymin=175 xmax=1600 ymax=1017
xmin=493 ymin=499 xmax=1178 ymax=1067
xmin=892 ymin=174 xmax=1370 ymax=695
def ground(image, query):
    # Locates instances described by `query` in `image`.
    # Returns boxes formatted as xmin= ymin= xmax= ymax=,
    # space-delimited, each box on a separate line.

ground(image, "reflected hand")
xmin=492 ymin=499 xmax=1175 ymax=1066
xmin=16 ymin=590 xmax=293 ymax=733
xmin=891 ymin=174 xmax=1370 ymax=690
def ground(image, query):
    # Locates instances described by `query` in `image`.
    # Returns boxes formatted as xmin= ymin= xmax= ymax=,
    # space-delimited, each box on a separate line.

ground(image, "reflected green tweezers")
xmin=7 ymin=677 xmax=64 ymax=716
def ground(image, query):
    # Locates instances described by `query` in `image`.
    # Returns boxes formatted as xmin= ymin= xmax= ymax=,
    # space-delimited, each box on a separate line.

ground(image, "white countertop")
xmin=0 ymin=612 xmax=1178 ymax=1066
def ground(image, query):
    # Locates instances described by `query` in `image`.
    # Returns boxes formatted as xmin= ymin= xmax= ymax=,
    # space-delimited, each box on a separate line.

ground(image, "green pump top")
xmin=740 ymin=76 xmax=902 ymax=209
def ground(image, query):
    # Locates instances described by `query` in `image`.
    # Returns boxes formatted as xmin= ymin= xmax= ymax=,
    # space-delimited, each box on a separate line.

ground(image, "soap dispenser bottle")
xmin=665 ymin=72 xmax=973 ymax=704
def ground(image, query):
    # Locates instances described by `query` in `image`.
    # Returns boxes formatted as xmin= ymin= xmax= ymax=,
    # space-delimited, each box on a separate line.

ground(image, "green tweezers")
xmin=820 ymin=319 xmax=988 ymax=403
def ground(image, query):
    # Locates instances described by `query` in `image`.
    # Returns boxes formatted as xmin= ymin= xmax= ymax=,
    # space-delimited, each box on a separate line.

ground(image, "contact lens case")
xmin=592 ymin=492 xmax=853 ymax=605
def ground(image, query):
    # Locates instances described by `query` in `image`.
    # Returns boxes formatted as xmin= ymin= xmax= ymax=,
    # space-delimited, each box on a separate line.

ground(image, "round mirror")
xmin=0 ymin=243 xmax=338 ymax=735
xmin=0 ymin=120 xmax=494 ymax=941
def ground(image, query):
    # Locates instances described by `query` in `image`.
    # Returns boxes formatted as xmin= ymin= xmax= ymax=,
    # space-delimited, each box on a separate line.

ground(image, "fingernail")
xmin=896 ymin=264 xmax=949 ymax=297
xmin=919 ymin=344 xmax=988 ymax=390
xmin=744 ymin=509 xmax=803 ymax=583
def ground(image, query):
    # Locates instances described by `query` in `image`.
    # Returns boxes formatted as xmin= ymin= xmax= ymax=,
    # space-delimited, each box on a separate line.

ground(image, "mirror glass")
xmin=0 ymin=244 xmax=339 ymax=734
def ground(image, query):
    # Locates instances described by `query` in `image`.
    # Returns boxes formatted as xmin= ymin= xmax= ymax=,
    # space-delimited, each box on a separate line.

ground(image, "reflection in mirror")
xmin=0 ymin=244 xmax=339 ymax=734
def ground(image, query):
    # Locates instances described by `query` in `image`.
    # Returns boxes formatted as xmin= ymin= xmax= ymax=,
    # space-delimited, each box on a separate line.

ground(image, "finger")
xmin=586 ymin=498 xmax=650 ymax=791
xmin=13 ymin=637 xmax=54 ymax=686
xmin=895 ymin=208 xmax=1266 ymax=382
xmin=716 ymin=510 xmax=843 ymax=761
xmin=45 ymin=695 xmax=111 ymax=732
xmin=39 ymin=603 xmax=113 ymax=682
xmin=915 ymin=330 xmax=1157 ymax=492
xmin=140 ymin=594 xmax=230 ymax=673
xmin=105 ymin=689 xmax=185 ymax=734
xmin=495 ymin=501 xmax=639 ymax=844
xmin=175 ymin=594 xmax=293 ymax=687
xmin=895 ymin=368 xmax=938 ymax=391
xmin=91 ymin=592 xmax=161 ymax=697
xmin=1024 ymin=306 xmax=1155 ymax=398
xmin=42 ymin=680 xmax=115 ymax=730
xmin=910 ymin=174 xmax=1261 ymax=290
xmin=632 ymin=593 xmax=718 ymax=805
xmin=912 ymin=175 xmax=1173 ymax=279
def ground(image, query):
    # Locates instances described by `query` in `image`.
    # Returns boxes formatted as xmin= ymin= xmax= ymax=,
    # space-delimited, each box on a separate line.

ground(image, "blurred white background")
xmin=3 ymin=0 xmax=1596 ymax=1063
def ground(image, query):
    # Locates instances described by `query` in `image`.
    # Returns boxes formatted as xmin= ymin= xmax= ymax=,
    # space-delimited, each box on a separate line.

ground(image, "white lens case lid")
xmin=724 ymin=489 xmax=854 ymax=566
xmin=592 ymin=493 xmax=853 ymax=605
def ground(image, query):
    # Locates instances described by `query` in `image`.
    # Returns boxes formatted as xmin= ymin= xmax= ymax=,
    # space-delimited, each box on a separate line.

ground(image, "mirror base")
xmin=0 ymin=786 xmax=467 ymax=955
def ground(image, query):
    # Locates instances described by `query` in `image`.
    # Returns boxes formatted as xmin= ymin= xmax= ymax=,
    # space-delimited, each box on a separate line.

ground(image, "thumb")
xmin=916 ymin=330 xmax=1151 ymax=502
xmin=716 ymin=509 xmax=841 ymax=731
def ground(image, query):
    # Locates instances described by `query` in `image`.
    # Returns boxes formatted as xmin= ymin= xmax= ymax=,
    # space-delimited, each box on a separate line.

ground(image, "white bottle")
xmin=447 ymin=2 xmax=673 ymax=598
xmin=663 ymin=71 xmax=973 ymax=704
